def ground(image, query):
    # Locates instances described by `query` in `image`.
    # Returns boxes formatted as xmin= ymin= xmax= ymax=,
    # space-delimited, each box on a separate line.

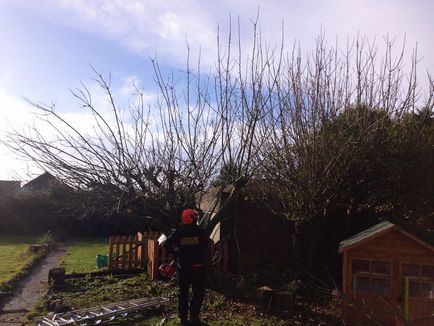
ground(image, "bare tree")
xmin=3 ymin=17 xmax=276 ymax=234
xmin=245 ymin=33 xmax=434 ymax=277
xmin=3 ymin=20 xmax=433 ymax=246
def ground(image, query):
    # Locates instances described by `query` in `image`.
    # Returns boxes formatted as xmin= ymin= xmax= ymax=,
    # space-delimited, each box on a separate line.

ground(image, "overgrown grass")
xmin=0 ymin=235 xmax=39 ymax=289
xmin=34 ymin=241 xmax=341 ymax=325
xmin=59 ymin=238 xmax=109 ymax=273
xmin=37 ymin=276 xmax=289 ymax=326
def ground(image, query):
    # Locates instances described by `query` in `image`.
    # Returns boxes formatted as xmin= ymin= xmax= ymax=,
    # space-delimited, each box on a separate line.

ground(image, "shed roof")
xmin=339 ymin=221 xmax=434 ymax=254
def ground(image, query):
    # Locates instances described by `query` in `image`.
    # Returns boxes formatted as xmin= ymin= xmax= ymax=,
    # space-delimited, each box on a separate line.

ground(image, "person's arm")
xmin=164 ymin=232 xmax=179 ymax=256
xmin=199 ymin=230 xmax=212 ymax=263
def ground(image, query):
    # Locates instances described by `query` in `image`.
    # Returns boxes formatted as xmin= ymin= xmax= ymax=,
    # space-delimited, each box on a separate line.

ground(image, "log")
xmin=48 ymin=267 xmax=65 ymax=285
xmin=256 ymin=286 xmax=274 ymax=306
xmin=273 ymin=291 xmax=294 ymax=311
xmin=27 ymin=244 xmax=48 ymax=254
xmin=0 ymin=291 xmax=12 ymax=298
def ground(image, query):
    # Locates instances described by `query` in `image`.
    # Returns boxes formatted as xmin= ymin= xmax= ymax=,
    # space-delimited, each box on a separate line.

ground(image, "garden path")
xmin=0 ymin=245 xmax=66 ymax=326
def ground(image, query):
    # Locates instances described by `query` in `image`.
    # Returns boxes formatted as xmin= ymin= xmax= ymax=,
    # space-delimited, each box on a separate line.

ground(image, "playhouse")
xmin=339 ymin=221 xmax=434 ymax=325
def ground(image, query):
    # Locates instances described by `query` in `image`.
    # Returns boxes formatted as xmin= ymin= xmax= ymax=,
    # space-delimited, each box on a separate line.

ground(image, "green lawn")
xmin=0 ymin=235 xmax=39 ymax=287
xmin=60 ymin=238 xmax=109 ymax=273
xmin=37 ymin=276 xmax=290 ymax=326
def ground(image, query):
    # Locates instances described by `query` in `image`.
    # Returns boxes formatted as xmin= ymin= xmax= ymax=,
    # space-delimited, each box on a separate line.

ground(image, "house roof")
xmin=0 ymin=180 xmax=21 ymax=193
xmin=339 ymin=221 xmax=434 ymax=254
xmin=21 ymin=172 xmax=57 ymax=190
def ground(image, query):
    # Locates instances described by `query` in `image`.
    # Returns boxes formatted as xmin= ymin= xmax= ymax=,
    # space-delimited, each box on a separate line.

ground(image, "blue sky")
xmin=0 ymin=0 xmax=433 ymax=180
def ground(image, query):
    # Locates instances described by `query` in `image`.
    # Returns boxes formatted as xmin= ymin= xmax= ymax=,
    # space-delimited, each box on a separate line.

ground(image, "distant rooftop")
xmin=0 ymin=180 xmax=21 ymax=193
xmin=21 ymin=171 xmax=57 ymax=191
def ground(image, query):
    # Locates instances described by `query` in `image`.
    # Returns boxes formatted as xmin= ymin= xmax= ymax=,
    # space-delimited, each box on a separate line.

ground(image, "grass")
xmin=59 ymin=238 xmax=109 ymax=273
xmin=33 ymin=240 xmax=342 ymax=325
xmin=0 ymin=235 xmax=39 ymax=289
xmin=36 ymin=275 xmax=290 ymax=326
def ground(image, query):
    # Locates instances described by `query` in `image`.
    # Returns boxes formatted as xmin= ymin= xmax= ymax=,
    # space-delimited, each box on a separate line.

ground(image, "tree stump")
xmin=273 ymin=291 xmax=294 ymax=311
xmin=0 ymin=291 xmax=12 ymax=298
xmin=48 ymin=267 xmax=65 ymax=286
xmin=256 ymin=286 xmax=274 ymax=306
xmin=47 ymin=298 xmax=64 ymax=312
xmin=27 ymin=244 xmax=48 ymax=254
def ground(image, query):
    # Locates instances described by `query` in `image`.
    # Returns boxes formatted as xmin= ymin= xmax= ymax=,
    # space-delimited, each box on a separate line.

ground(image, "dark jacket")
xmin=164 ymin=224 xmax=209 ymax=268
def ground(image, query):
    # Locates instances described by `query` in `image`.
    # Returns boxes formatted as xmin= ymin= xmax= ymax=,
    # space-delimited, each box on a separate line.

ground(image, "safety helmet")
xmin=181 ymin=209 xmax=197 ymax=225
xmin=159 ymin=262 xmax=176 ymax=278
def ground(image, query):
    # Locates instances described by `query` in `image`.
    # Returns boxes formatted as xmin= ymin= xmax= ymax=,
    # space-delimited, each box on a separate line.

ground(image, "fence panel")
xmin=109 ymin=232 xmax=228 ymax=280
xmin=109 ymin=232 xmax=161 ymax=271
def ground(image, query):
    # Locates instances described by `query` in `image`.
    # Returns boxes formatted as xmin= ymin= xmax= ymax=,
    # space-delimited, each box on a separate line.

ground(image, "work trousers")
xmin=178 ymin=265 xmax=206 ymax=319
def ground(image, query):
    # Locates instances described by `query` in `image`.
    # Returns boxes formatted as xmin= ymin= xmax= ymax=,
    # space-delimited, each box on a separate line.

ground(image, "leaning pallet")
xmin=34 ymin=296 xmax=169 ymax=326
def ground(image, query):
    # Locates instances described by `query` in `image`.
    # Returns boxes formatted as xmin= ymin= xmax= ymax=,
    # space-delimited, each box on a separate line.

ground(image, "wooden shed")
xmin=339 ymin=221 xmax=434 ymax=325
xmin=198 ymin=185 xmax=292 ymax=274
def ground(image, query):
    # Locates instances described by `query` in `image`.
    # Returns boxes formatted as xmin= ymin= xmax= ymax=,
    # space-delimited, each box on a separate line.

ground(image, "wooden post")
xmin=137 ymin=232 xmax=143 ymax=266
xmin=139 ymin=237 xmax=145 ymax=268
xmin=153 ymin=239 xmax=159 ymax=278
xmin=405 ymin=276 xmax=410 ymax=321
xmin=133 ymin=238 xmax=138 ymax=268
xmin=121 ymin=236 xmax=127 ymax=269
xmin=140 ymin=237 xmax=146 ymax=268
xmin=133 ymin=236 xmax=139 ymax=268
xmin=147 ymin=240 xmax=159 ymax=280
xmin=128 ymin=235 xmax=133 ymax=269
xmin=108 ymin=236 xmax=114 ymax=270
xmin=148 ymin=239 xmax=155 ymax=280
xmin=115 ymin=236 xmax=120 ymax=269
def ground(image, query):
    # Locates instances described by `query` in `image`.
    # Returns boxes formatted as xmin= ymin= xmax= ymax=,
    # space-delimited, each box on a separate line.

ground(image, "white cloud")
xmin=0 ymin=78 xmax=159 ymax=181
xmin=1 ymin=0 xmax=433 ymax=179
xmin=35 ymin=0 xmax=218 ymax=65
xmin=0 ymin=88 xmax=43 ymax=180
xmin=158 ymin=12 xmax=184 ymax=41
xmin=14 ymin=0 xmax=431 ymax=81
xmin=119 ymin=75 xmax=143 ymax=97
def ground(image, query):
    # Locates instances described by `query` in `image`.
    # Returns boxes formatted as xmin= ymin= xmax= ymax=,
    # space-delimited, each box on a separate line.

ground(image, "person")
xmin=164 ymin=208 xmax=209 ymax=325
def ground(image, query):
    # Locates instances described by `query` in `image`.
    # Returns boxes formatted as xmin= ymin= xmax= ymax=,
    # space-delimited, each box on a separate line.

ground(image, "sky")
xmin=0 ymin=0 xmax=433 ymax=181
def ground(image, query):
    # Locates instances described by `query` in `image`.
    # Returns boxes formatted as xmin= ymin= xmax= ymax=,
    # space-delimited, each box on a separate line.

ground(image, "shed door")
xmin=401 ymin=263 xmax=434 ymax=324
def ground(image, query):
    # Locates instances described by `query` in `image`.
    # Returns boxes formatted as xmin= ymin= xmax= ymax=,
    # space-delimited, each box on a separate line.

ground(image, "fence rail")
xmin=108 ymin=231 xmax=228 ymax=280
xmin=108 ymin=232 xmax=160 ymax=271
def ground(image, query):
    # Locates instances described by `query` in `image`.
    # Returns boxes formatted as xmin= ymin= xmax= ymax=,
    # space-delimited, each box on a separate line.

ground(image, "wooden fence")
xmin=109 ymin=231 xmax=229 ymax=280
xmin=108 ymin=231 xmax=160 ymax=271
xmin=147 ymin=238 xmax=229 ymax=280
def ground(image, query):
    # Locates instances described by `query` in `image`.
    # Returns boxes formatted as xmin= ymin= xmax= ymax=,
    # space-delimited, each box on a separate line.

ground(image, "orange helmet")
xmin=181 ymin=209 xmax=197 ymax=225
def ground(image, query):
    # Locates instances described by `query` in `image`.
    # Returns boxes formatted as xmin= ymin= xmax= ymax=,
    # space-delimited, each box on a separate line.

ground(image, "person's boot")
xmin=179 ymin=316 xmax=189 ymax=325
xmin=189 ymin=315 xmax=201 ymax=325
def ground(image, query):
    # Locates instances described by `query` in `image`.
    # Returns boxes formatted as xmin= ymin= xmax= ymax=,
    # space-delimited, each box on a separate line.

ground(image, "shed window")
xmin=352 ymin=259 xmax=390 ymax=296
xmin=402 ymin=264 xmax=434 ymax=299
